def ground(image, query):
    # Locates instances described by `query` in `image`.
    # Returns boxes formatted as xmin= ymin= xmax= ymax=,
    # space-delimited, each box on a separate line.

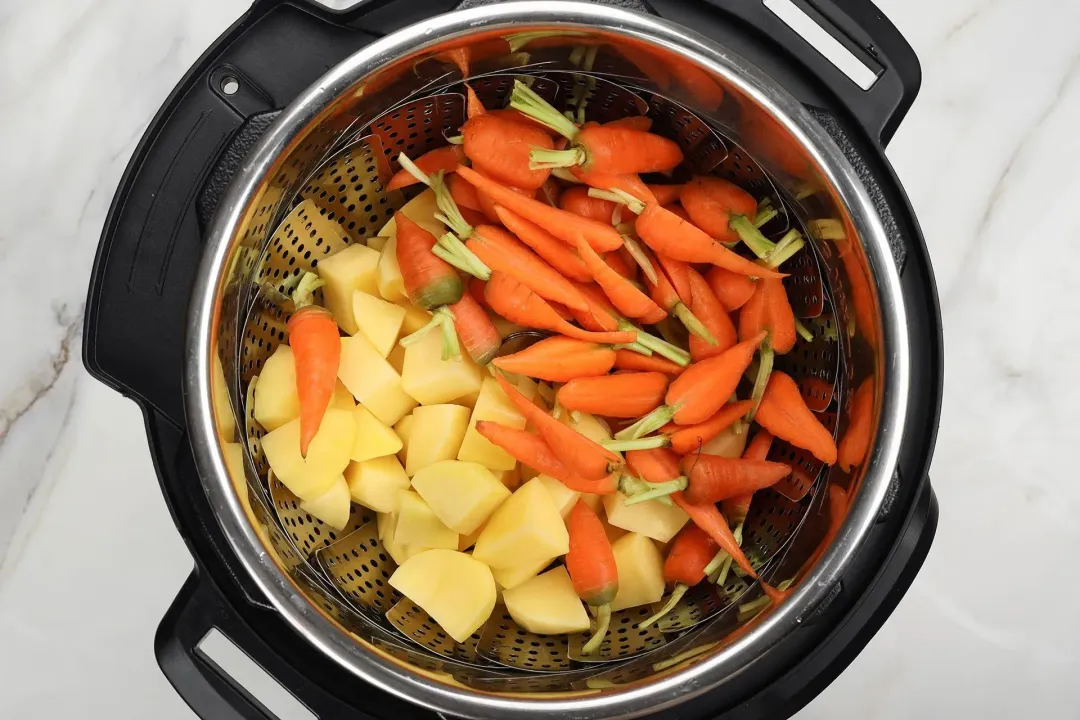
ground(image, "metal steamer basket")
xmin=85 ymin=1 xmax=942 ymax=719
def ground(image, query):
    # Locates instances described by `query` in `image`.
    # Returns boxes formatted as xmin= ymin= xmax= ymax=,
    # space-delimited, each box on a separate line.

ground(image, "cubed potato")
xmin=350 ymin=405 xmax=402 ymax=462
xmin=253 ymin=345 xmax=299 ymax=431
xmin=394 ymin=414 xmax=414 ymax=464
xmin=394 ymin=491 xmax=458 ymax=551
xmin=376 ymin=236 xmax=407 ymax=303
xmin=701 ymin=425 xmax=750 ymax=458
xmin=411 ymin=460 xmax=511 ymax=535
xmin=459 ymin=522 xmax=485 ymax=552
xmin=493 ymin=465 xmax=521 ymax=491
xmin=317 ymin=243 xmax=381 ymax=334
xmin=610 ymin=532 xmax=665 ymax=611
xmin=474 ymin=478 xmax=569 ymax=570
xmin=492 ymin=557 xmax=553 ymax=592
xmin=397 ymin=300 xmax=433 ymax=335
xmin=338 ymin=334 xmax=417 ymax=426
xmin=376 ymin=188 xmax=445 ymax=238
xmin=261 ymin=409 xmax=356 ymax=501
xmin=378 ymin=512 xmax=412 ymax=565
xmin=404 ymin=404 xmax=471 ymax=477
xmin=536 ymin=475 xmax=580 ymax=519
xmin=457 ymin=377 xmax=528 ymax=471
xmin=387 ymin=343 xmax=406 ymax=374
xmin=212 ymin=353 xmax=235 ymax=441
xmin=560 ymin=411 xmax=614 ymax=445
xmin=352 ymin=290 xmax=406 ymax=357
xmin=331 ymin=380 xmax=356 ymax=409
xmin=389 ymin=549 xmax=496 ymax=642
xmin=346 ymin=456 xmax=410 ymax=513
xmin=603 ymin=492 xmax=689 ymax=543
xmin=367 ymin=235 xmax=388 ymax=252
xmin=503 ymin=566 xmax=591 ymax=635
xmin=401 ymin=330 xmax=483 ymax=406
xmin=601 ymin=511 xmax=627 ymax=544
xmin=299 ymin=475 xmax=352 ymax=530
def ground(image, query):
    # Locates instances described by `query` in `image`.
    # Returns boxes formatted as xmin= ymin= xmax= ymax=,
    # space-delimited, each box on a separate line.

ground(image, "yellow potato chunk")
xmin=394 ymin=491 xmax=458 ymax=551
xmin=350 ymin=405 xmax=402 ymax=463
xmin=411 ymin=460 xmax=511 ymax=535
xmin=378 ymin=512 xmax=412 ymax=565
xmin=352 ymin=290 xmax=406 ymax=357
xmin=397 ymin=300 xmax=433 ymax=335
xmin=330 ymin=380 xmax=356 ymax=410
xmin=299 ymin=475 xmax=352 ymax=530
xmin=603 ymin=492 xmax=689 ymax=543
xmin=459 ymin=522 xmax=485 ymax=552
xmin=346 ymin=455 xmax=409 ymax=513
xmin=387 ymin=343 xmax=406 ymax=374
xmin=212 ymin=353 xmax=235 ymax=441
xmin=536 ymin=475 xmax=580 ymax=519
xmin=338 ymin=334 xmax=417 ymax=426
xmin=702 ymin=425 xmax=750 ymax=457
xmin=474 ymin=478 xmax=569 ymax=570
xmin=366 ymin=235 xmax=388 ymax=252
xmin=457 ymin=377 xmax=527 ymax=471
xmin=261 ymin=409 xmax=356 ymax=501
xmin=401 ymin=330 xmax=483 ymax=406
xmin=493 ymin=465 xmax=521 ymax=491
xmin=404 ymin=404 xmax=470 ymax=477
xmin=389 ymin=549 xmax=496 ymax=643
xmin=317 ymin=243 xmax=381 ymax=334
xmin=253 ymin=345 xmax=299 ymax=431
xmin=394 ymin=414 xmax=414 ymax=464
xmin=376 ymin=236 xmax=406 ymax=303
xmin=610 ymin=532 xmax=665 ymax=612
xmin=492 ymin=557 xmax=552 ymax=592
xmin=560 ymin=411 xmax=614 ymax=445
xmin=503 ymin=566 xmax=591 ymax=635
xmin=376 ymin=188 xmax=445 ymax=238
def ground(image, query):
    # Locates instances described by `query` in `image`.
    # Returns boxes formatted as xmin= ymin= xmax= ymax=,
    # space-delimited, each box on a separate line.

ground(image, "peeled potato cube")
xmin=389 ymin=549 xmax=496 ymax=642
xmin=261 ymin=409 xmax=356 ymax=501
xmin=317 ymin=244 xmax=380 ymax=334
xmin=503 ymin=566 xmax=590 ymax=635
xmin=397 ymin=301 xmax=433 ymax=335
xmin=367 ymin=235 xmax=388 ymax=252
xmin=394 ymin=491 xmax=458 ymax=551
xmin=377 ymin=188 xmax=445 ymax=238
xmin=401 ymin=330 xmax=483 ymax=406
xmin=701 ymin=424 xmax=750 ymax=457
xmin=376 ymin=236 xmax=407 ymax=302
xmin=338 ymin=334 xmax=417 ymax=426
xmin=536 ymin=475 xmax=581 ymax=519
xmin=387 ymin=343 xmax=406 ymax=374
xmin=405 ymin=404 xmax=470 ymax=477
xmin=493 ymin=465 xmax=521 ymax=491
xmin=394 ymin=414 xmax=414 ymax=464
xmin=411 ymin=460 xmax=511 ymax=535
xmin=212 ymin=353 xmax=235 ymax=441
xmin=253 ymin=345 xmax=299 ymax=431
xmin=330 ymin=380 xmax=356 ymax=410
xmin=346 ymin=456 xmax=409 ymax=513
xmin=299 ymin=475 xmax=351 ymax=530
xmin=492 ymin=556 xmax=552 ymax=592
xmin=378 ymin=512 xmax=412 ymax=565
xmin=560 ymin=411 xmax=614 ymax=445
xmin=457 ymin=377 xmax=528 ymax=471
xmin=352 ymin=290 xmax=406 ymax=357
xmin=610 ymin=532 xmax=665 ymax=611
xmin=603 ymin=492 xmax=689 ymax=543
xmin=474 ymin=478 xmax=569 ymax=570
xmin=458 ymin=522 xmax=485 ymax=552
xmin=350 ymin=405 xmax=402 ymax=462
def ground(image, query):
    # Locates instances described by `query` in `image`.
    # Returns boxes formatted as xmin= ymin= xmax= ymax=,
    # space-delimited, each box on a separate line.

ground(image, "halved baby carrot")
xmin=682 ymin=454 xmax=792 ymax=504
xmin=613 ymin=349 xmax=686 ymax=375
xmin=492 ymin=335 xmax=615 ymax=382
xmin=706 ymin=266 xmax=757 ymax=312
xmin=558 ymin=371 xmax=669 ymax=418
xmin=475 ymin=421 xmax=618 ymax=494
xmin=493 ymin=205 xmax=592 ymax=282
xmin=386 ymin=145 xmax=465 ymax=191
xmin=462 ymin=112 xmax=554 ymax=190
xmin=838 ymin=377 xmax=874 ymax=472
xmin=575 ymin=237 xmax=666 ymax=323
xmin=755 ymin=372 xmax=838 ymax=464
xmin=687 ymin=267 xmax=737 ymax=359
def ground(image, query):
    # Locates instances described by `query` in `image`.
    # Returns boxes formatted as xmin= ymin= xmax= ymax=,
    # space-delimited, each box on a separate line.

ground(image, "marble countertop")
xmin=1 ymin=0 xmax=1076 ymax=717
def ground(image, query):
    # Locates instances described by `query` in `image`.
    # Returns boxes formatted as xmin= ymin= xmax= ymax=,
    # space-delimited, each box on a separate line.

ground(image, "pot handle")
xmin=156 ymin=568 xmax=365 ymax=720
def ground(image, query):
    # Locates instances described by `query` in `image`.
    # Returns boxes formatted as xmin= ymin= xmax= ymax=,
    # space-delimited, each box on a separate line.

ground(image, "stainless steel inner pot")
xmin=184 ymin=2 xmax=909 ymax=717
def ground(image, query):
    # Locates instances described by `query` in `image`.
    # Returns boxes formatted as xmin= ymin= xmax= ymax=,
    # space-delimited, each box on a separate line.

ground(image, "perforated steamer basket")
xmin=85 ymin=1 xmax=939 ymax=718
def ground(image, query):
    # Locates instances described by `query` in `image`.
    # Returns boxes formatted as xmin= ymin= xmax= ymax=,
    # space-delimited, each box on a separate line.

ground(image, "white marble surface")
xmin=0 ymin=0 xmax=1077 ymax=717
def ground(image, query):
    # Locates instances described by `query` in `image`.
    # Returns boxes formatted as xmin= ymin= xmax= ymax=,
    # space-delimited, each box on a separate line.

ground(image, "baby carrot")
xmin=740 ymin=277 xmax=795 ymax=419
xmin=468 ymin=277 xmax=488 ymax=309
xmin=288 ymin=273 xmax=341 ymax=457
xmin=613 ymin=349 xmax=686 ymax=375
xmin=457 ymin=165 xmax=625 ymax=252
xmin=386 ymin=145 xmax=465 ymax=191
xmin=463 ymin=113 xmax=554 ymax=190
xmin=648 ymin=184 xmax=684 ymax=207
xmin=755 ymin=372 xmax=838 ymax=464
xmin=575 ymin=237 xmax=666 ymax=323
xmin=558 ymin=372 xmax=669 ymax=418
xmin=483 ymin=272 xmax=635 ymax=344
xmin=605 ymin=248 xmax=638 ymax=282
xmin=572 ymin=169 xmax=657 ymax=205
xmin=492 ymin=335 xmax=615 ymax=382
xmin=604 ymin=115 xmax=653 ymax=132
xmin=485 ymin=107 xmax=560 ymax=135
xmin=570 ymin=280 xmax=621 ymax=332
xmin=495 ymin=374 xmax=620 ymax=480
xmin=644 ymin=248 xmax=715 ymax=344
xmin=682 ymin=454 xmax=792 ymax=504
xmin=448 ymin=292 xmax=502 ymax=365
xmin=493 ymin=205 xmax=591 ymax=282
xmin=687 ymin=267 xmax=737 ymax=359
xmin=722 ymin=430 xmax=774 ymax=525
xmin=679 ymin=176 xmax=758 ymax=243
xmin=565 ymin=500 xmax=619 ymax=655
xmin=465 ymin=84 xmax=486 ymax=119
xmin=475 ymin=421 xmax=617 ymax=494
xmin=395 ymin=213 xmax=463 ymax=310
xmin=639 ymin=524 xmax=717 ymax=628
xmin=654 ymin=253 xmax=692 ymax=305
xmin=448 ymin=172 xmax=487 ymax=216
xmin=560 ymin=185 xmax=619 ymax=223
xmin=838 ymin=377 xmax=874 ymax=472
xmin=706 ymin=266 xmax=757 ymax=312
xmin=604 ymin=401 xmax=752 ymax=454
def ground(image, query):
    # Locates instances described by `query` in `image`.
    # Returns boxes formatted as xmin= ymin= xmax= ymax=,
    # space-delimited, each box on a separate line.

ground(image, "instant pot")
xmin=84 ymin=1 xmax=942 ymax=718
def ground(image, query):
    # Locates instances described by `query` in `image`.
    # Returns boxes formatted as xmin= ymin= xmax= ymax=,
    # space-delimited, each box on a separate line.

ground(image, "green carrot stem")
xmin=395 ymin=152 xmax=433 ymax=187
xmin=766 ymin=233 xmax=805 ymax=268
xmin=737 ymin=595 xmax=772 ymax=621
xmin=746 ymin=341 xmax=774 ymax=424
xmin=673 ymin=303 xmax=717 ymax=346
xmin=753 ymin=206 xmax=780 ymax=228
xmin=504 ymin=30 xmax=587 ymax=53
xmin=588 ymin=187 xmax=645 ymax=215
xmin=529 ymin=146 xmax=587 ymax=170
xmin=794 ymin=318 xmax=814 ymax=343
xmin=581 ymin=604 xmax=611 ymax=655
xmin=509 ymin=79 xmax=579 ymax=140
xmin=616 ymin=341 xmax=654 ymax=356
xmin=639 ymin=584 xmax=688 ymax=629
xmin=729 ymin=214 xmax=777 ymax=259
xmin=551 ymin=167 xmax=582 ymax=183
xmin=399 ymin=308 xmax=460 ymax=361
xmin=622 ymin=477 xmax=686 ymax=505
xmin=603 ymin=435 xmax=669 ymax=453
xmin=622 ymin=235 xmax=658 ymax=285
xmin=291 ymin=272 xmax=324 ymax=309
xmin=436 ymin=231 xmax=490 ymax=279
xmin=808 ymin=218 xmax=844 ymax=239
xmin=614 ymin=404 xmax=677 ymax=441
xmin=431 ymin=244 xmax=475 ymax=276
xmin=430 ymin=171 xmax=473 ymax=239
xmin=445 ymin=134 xmax=463 ymax=145
xmin=568 ymin=45 xmax=586 ymax=67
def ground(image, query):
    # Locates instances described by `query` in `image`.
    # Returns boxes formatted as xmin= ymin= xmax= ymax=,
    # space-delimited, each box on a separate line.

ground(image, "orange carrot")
xmin=604 ymin=115 xmax=653 ymax=132
xmin=448 ymin=292 xmax=501 ymax=365
xmin=288 ymin=302 xmax=341 ymax=457
xmin=665 ymin=331 xmax=766 ymax=425
xmin=664 ymin=400 xmax=754 ymax=454
xmin=665 ymin=203 xmax=691 ymax=222
xmin=386 ymin=145 xmax=465 ymax=191
xmin=739 ymin=278 xmax=796 ymax=354
xmin=575 ymin=237 xmax=666 ymax=323
xmin=639 ymin=523 xmax=717 ymax=628
xmin=495 ymin=374 xmax=620 ymax=480
xmin=483 ymin=272 xmax=635 ymax=344
xmin=670 ymin=60 xmax=725 ymax=110
xmin=644 ymin=248 xmax=714 ymax=343
xmin=462 ymin=113 xmax=553 ymax=190
xmin=722 ymin=430 xmax=774 ymax=525
xmin=558 ymin=372 xmax=668 ymax=418
xmin=486 ymin=107 xmax=559 ymax=135
xmin=458 ymin=165 xmax=624 ymax=252
xmin=682 ymin=454 xmax=792 ymax=504
xmin=436 ymin=47 xmax=471 ymax=79
xmin=648 ymin=184 xmax=684 ymax=207
xmin=687 ymin=267 xmax=737 ymax=359
xmin=395 ymin=213 xmax=463 ymax=310
xmin=570 ymin=280 xmax=621 ymax=332
xmin=560 ymin=185 xmax=618 ymax=223
xmin=467 ymin=277 xmax=488 ymax=309
xmin=635 ymin=203 xmax=784 ymax=278
xmin=475 ymin=180 xmax=530 ymax=225
xmin=448 ymin=173 xmax=486 ymax=214
xmin=548 ymin=300 xmax=576 ymax=323
xmin=493 ymin=205 xmax=592 ymax=282
xmin=838 ymin=377 xmax=874 ymax=472
xmin=605 ymin=248 xmax=637 ymax=282
xmin=755 ymin=372 xmax=838 ymax=464
xmin=475 ymin=421 xmax=618 ymax=494
xmin=706 ymin=266 xmax=757 ymax=312
xmin=465 ymin=225 xmax=589 ymax=311
xmin=613 ymin=349 xmax=686 ymax=375
xmin=537 ymin=177 xmax=562 ymax=207
xmin=492 ymin=335 xmax=615 ymax=382
xmin=570 ymin=169 xmax=657 ymax=205
xmin=465 ymin=84 xmax=486 ymax=118
xmin=565 ymin=499 xmax=618 ymax=654
xmin=679 ymin=176 xmax=757 ymax=243
xmin=654 ymin=253 xmax=692 ymax=305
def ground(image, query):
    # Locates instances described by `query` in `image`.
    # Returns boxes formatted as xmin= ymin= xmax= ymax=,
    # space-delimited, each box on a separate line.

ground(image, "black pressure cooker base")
xmin=85 ymin=1 xmax=941 ymax=718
